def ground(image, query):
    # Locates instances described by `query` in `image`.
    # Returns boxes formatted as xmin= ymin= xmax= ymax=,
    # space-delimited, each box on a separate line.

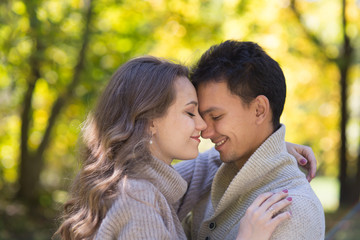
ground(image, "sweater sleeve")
xmin=174 ymin=148 xmax=222 ymax=221
xmin=270 ymin=193 xmax=325 ymax=240
xmin=95 ymin=184 xmax=173 ymax=240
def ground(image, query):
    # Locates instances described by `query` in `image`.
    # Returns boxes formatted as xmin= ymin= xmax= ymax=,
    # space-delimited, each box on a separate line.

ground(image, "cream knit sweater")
xmin=95 ymin=156 xmax=188 ymax=240
xmin=182 ymin=125 xmax=325 ymax=240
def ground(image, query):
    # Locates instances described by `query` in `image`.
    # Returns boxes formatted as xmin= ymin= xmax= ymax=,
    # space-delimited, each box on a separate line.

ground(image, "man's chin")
xmin=220 ymin=152 xmax=241 ymax=164
xmin=219 ymin=153 xmax=233 ymax=163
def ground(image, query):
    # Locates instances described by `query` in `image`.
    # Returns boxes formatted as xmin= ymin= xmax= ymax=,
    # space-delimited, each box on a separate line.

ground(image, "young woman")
xmin=55 ymin=56 xmax=313 ymax=239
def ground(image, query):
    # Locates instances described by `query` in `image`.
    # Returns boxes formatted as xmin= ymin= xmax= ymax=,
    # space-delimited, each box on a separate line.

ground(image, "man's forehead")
xmin=196 ymin=81 xmax=231 ymax=100
xmin=196 ymin=80 xmax=246 ymax=115
xmin=196 ymin=82 xmax=227 ymax=114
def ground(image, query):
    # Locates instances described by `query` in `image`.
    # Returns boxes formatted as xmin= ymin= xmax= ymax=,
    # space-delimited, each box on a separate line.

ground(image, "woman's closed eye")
xmin=187 ymin=112 xmax=195 ymax=117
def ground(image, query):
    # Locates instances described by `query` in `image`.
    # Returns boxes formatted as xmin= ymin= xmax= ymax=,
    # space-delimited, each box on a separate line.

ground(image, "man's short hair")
xmin=191 ymin=40 xmax=286 ymax=129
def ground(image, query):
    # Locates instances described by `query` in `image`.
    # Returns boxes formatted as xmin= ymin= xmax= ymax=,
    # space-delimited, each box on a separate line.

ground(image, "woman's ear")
xmin=149 ymin=120 xmax=157 ymax=136
xmin=254 ymin=95 xmax=270 ymax=124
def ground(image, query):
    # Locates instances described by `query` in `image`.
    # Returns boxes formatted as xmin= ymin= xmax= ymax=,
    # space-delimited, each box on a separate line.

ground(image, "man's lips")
xmin=190 ymin=135 xmax=201 ymax=142
xmin=213 ymin=137 xmax=228 ymax=148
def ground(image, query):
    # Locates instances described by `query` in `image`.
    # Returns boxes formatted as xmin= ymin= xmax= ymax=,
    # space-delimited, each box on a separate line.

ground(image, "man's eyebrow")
xmin=200 ymin=107 xmax=219 ymax=116
xmin=186 ymin=101 xmax=198 ymax=106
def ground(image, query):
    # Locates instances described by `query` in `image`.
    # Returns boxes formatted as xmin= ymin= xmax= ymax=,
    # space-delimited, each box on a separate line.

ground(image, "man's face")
xmin=197 ymin=81 xmax=260 ymax=169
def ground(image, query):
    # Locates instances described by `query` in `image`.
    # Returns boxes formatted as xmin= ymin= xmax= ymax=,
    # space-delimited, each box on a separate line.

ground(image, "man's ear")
xmin=254 ymin=95 xmax=270 ymax=124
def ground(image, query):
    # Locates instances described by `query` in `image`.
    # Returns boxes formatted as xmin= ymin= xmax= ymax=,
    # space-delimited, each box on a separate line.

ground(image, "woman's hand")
xmin=286 ymin=142 xmax=317 ymax=182
xmin=236 ymin=191 xmax=292 ymax=240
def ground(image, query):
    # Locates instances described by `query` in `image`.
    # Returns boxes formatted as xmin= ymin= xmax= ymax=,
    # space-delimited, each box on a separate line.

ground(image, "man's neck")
xmin=234 ymin=124 xmax=275 ymax=171
xmin=234 ymin=158 xmax=248 ymax=170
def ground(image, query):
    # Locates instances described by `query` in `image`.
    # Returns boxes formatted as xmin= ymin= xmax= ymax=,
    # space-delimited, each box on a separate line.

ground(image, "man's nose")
xmin=200 ymin=123 xmax=214 ymax=139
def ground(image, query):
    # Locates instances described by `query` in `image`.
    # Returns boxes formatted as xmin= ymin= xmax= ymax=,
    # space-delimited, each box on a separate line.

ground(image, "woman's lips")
xmin=190 ymin=135 xmax=201 ymax=142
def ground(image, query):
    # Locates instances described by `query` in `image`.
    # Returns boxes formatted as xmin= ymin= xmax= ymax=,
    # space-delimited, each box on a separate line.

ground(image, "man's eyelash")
xmin=212 ymin=115 xmax=222 ymax=120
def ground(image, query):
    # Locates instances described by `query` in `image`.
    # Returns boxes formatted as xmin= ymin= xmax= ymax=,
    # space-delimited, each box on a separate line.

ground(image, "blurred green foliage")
xmin=0 ymin=0 xmax=359 ymax=239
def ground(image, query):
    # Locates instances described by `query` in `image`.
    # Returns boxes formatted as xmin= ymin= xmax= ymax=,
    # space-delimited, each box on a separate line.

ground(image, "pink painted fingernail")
xmin=282 ymin=189 xmax=288 ymax=193
xmin=300 ymin=159 xmax=307 ymax=165
xmin=287 ymin=197 xmax=292 ymax=201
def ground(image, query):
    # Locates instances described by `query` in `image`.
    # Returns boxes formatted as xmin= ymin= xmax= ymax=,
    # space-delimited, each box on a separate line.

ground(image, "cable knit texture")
xmin=185 ymin=125 xmax=325 ymax=240
xmin=95 ymin=156 xmax=188 ymax=240
xmin=174 ymin=148 xmax=222 ymax=221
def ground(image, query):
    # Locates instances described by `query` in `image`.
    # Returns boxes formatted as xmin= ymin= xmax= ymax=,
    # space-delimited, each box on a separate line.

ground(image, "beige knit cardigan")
xmin=95 ymin=156 xmax=188 ymax=240
xmin=181 ymin=125 xmax=325 ymax=240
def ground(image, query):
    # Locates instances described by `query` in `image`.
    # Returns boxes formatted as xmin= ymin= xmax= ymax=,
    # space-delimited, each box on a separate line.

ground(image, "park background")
xmin=0 ymin=0 xmax=359 ymax=239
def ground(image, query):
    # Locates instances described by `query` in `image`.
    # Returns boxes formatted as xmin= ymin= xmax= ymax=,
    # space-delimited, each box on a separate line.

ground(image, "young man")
xmin=175 ymin=41 xmax=325 ymax=239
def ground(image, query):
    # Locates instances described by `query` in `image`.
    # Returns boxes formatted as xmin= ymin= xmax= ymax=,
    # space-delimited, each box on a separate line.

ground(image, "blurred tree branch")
xmin=36 ymin=0 xmax=93 ymax=160
xmin=289 ymin=0 xmax=332 ymax=61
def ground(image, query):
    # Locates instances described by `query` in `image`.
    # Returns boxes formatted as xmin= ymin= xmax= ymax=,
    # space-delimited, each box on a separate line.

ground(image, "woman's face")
xmin=150 ymin=76 xmax=207 ymax=164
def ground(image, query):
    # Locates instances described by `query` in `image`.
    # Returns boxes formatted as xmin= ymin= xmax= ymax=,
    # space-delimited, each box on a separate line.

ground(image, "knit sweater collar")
xmin=211 ymin=124 xmax=289 ymax=215
xmin=141 ymin=156 xmax=188 ymax=205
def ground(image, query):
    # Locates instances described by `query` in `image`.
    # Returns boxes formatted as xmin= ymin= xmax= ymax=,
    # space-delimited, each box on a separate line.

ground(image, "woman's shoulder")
xmin=122 ymin=177 xmax=158 ymax=192
xmin=113 ymin=178 xmax=167 ymax=209
xmin=96 ymin=178 xmax=173 ymax=240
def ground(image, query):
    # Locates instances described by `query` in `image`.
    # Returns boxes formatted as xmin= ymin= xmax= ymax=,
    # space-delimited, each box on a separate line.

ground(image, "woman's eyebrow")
xmin=185 ymin=101 xmax=198 ymax=106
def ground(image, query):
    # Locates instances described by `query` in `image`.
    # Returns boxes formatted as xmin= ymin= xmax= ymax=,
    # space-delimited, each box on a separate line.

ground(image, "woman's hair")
xmin=55 ymin=56 xmax=189 ymax=240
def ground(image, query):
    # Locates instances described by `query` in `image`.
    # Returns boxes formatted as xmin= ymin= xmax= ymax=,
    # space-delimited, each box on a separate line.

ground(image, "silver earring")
xmin=149 ymin=139 xmax=153 ymax=144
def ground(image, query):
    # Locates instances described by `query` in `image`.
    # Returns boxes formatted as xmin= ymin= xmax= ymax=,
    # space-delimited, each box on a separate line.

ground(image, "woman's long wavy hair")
xmin=54 ymin=56 xmax=189 ymax=240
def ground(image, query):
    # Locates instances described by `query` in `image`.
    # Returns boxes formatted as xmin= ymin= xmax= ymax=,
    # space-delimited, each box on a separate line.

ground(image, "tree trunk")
xmin=16 ymin=0 xmax=94 ymax=204
xmin=338 ymin=0 xmax=356 ymax=206
xmin=17 ymin=0 xmax=44 ymax=203
xmin=338 ymin=59 xmax=350 ymax=205
xmin=356 ymin=138 xmax=360 ymax=201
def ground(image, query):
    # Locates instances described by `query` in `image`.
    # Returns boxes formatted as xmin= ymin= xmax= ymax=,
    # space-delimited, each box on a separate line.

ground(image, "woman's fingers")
xmin=265 ymin=196 xmax=292 ymax=218
xmin=259 ymin=190 xmax=289 ymax=213
xmin=286 ymin=142 xmax=317 ymax=182
xmin=262 ymin=193 xmax=293 ymax=236
xmin=245 ymin=190 xmax=293 ymax=221
xmin=250 ymin=192 xmax=274 ymax=208
xmin=302 ymin=147 xmax=317 ymax=182
xmin=270 ymin=211 xmax=292 ymax=226
xmin=236 ymin=191 xmax=293 ymax=240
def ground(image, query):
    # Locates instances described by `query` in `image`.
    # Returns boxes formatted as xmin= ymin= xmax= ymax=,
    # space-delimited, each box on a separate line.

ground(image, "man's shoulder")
xmin=271 ymin=189 xmax=325 ymax=240
xmin=289 ymin=187 xmax=324 ymax=215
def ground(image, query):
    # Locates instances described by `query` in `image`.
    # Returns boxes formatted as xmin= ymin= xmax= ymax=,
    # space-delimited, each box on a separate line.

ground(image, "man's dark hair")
xmin=191 ymin=40 xmax=286 ymax=129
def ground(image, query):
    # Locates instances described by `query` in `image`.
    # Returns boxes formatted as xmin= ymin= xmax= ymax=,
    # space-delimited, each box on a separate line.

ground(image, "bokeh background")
xmin=0 ymin=0 xmax=359 ymax=239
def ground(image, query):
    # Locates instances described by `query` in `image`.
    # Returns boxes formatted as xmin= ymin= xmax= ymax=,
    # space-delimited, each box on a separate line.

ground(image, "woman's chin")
xmin=180 ymin=149 xmax=199 ymax=160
